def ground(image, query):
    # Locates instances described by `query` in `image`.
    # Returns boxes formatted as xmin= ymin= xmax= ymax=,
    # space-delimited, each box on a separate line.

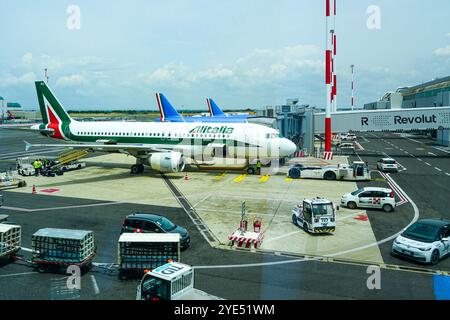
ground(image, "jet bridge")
xmin=313 ymin=106 xmax=450 ymax=133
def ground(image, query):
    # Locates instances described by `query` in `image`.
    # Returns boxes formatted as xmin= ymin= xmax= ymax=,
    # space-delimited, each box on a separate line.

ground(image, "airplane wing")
xmin=24 ymin=140 xmax=183 ymax=154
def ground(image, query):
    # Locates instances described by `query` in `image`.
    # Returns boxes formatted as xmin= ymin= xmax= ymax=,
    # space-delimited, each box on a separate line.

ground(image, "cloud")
xmin=138 ymin=44 xmax=322 ymax=90
xmin=0 ymin=72 xmax=36 ymax=87
xmin=434 ymin=45 xmax=450 ymax=56
xmin=21 ymin=53 xmax=33 ymax=68
xmin=55 ymin=74 xmax=86 ymax=87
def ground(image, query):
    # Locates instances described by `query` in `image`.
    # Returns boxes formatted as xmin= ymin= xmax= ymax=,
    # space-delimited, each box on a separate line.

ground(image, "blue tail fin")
xmin=156 ymin=93 xmax=183 ymax=122
xmin=207 ymin=98 xmax=226 ymax=117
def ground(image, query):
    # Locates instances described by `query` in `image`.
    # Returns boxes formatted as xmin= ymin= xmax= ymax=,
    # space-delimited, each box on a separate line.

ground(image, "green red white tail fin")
xmin=35 ymin=81 xmax=73 ymax=140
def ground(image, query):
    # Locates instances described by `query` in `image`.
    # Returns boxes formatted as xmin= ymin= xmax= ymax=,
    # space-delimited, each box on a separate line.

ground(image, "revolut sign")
xmin=314 ymin=107 xmax=450 ymax=133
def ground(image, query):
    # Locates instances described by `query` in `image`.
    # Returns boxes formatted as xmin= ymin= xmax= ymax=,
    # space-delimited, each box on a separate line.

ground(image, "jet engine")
xmin=148 ymin=152 xmax=185 ymax=173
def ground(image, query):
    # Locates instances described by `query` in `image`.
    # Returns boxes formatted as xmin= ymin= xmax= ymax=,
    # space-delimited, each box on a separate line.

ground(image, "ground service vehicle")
xmin=341 ymin=187 xmax=396 ymax=212
xmin=339 ymin=143 xmax=355 ymax=154
xmin=392 ymin=219 xmax=450 ymax=265
xmin=0 ymin=224 xmax=21 ymax=261
xmin=287 ymin=161 xmax=370 ymax=181
xmin=31 ymin=228 xmax=96 ymax=273
xmin=118 ymin=233 xmax=180 ymax=280
xmin=292 ymin=198 xmax=337 ymax=234
xmin=0 ymin=171 xmax=26 ymax=189
xmin=136 ymin=262 xmax=222 ymax=300
xmin=122 ymin=213 xmax=190 ymax=249
xmin=16 ymin=157 xmax=35 ymax=176
xmin=341 ymin=133 xmax=357 ymax=141
xmin=377 ymin=158 xmax=399 ymax=173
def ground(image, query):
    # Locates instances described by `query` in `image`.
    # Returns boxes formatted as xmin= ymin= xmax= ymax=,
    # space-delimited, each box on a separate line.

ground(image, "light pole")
xmin=351 ymin=64 xmax=355 ymax=111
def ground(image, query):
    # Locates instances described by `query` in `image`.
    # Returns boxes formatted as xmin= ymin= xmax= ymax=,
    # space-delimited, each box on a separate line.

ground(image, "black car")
xmin=121 ymin=213 xmax=190 ymax=249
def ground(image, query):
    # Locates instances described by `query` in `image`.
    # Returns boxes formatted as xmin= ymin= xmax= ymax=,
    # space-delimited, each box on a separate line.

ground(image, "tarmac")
xmin=0 ymin=129 xmax=448 ymax=300
xmin=7 ymin=153 xmax=383 ymax=263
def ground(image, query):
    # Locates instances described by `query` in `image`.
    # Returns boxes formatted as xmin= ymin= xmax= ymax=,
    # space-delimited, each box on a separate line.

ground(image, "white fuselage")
xmin=61 ymin=120 xmax=296 ymax=159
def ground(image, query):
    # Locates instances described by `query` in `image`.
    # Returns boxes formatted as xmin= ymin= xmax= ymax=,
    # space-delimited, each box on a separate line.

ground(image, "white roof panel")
xmin=118 ymin=232 xmax=179 ymax=243
xmin=0 ymin=224 xmax=20 ymax=233
xmin=151 ymin=262 xmax=191 ymax=281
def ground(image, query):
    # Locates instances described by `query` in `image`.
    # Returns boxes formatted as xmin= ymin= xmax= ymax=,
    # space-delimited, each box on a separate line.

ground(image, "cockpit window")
xmin=265 ymin=133 xmax=280 ymax=139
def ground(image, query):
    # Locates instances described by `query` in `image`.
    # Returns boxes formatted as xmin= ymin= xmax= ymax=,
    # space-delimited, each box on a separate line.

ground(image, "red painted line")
xmin=40 ymin=188 xmax=60 ymax=193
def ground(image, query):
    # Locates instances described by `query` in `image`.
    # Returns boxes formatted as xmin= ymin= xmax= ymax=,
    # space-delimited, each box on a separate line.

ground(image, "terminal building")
xmin=364 ymin=75 xmax=450 ymax=110
xmin=363 ymin=76 xmax=450 ymax=146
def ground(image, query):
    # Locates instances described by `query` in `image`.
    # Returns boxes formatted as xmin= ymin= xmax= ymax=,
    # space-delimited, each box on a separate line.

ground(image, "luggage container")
xmin=31 ymin=228 xmax=95 ymax=273
xmin=118 ymin=233 xmax=180 ymax=280
xmin=0 ymin=224 xmax=21 ymax=261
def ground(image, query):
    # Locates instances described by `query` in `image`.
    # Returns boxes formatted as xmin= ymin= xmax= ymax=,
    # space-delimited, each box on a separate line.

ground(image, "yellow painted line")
xmin=259 ymin=174 xmax=270 ymax=183
xmin=215 ymin=172 xmax=226 ymax=181
xmin=285 ymin=177 xmax=293 ymax=182
xmin=233 ymin=174 xmax=247 ymax=183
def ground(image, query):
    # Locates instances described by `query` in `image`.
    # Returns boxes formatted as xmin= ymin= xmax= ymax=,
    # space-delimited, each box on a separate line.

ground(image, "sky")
xmin=0 ymin=0 xmax=449 ymax=111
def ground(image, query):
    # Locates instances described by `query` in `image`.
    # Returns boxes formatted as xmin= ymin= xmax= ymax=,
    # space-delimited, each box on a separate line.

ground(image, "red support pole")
xmin=326 ymin=50 xmax=332 ymax=85
xmin=325 ymin=118 xmax=332 ymax=151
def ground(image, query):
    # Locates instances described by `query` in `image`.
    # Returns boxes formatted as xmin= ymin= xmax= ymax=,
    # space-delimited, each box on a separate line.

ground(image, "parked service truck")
xmin=292 ymin=198 xmax=338 ymax=234
xmin=118 ymin=233 xmax=180 ymax=280
xmin=287 ymin=161 xmax=370 ymax=181
xmin=136 ymin=262 xmax=222 ymax=300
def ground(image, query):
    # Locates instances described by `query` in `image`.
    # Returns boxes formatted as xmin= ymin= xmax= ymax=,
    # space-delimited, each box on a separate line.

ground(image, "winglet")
xmin=156 ymin=93 xmax=184 ymax=122
xmin=207 ymin=98 xmax=226 ymax=117
xmin=24 ymin=140 xmax=32 ymax=151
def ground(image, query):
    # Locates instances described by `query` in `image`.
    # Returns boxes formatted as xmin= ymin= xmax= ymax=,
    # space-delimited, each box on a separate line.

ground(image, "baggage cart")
xmin=32 ymin=228 xmax=95 ymax=273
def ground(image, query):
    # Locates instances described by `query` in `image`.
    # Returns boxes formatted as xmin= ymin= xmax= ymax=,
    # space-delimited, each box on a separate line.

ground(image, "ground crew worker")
xmin=37 ymin=159 xmax=43 ymax=175
xmin=33 ymin=159 xmax=40 ymax=176
xmin=256 ymin=160 xmax=262 ymax=175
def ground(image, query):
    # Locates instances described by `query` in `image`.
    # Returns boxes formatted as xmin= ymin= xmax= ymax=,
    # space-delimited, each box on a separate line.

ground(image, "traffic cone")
xmin=32 ymin=185 xmax=36 ymax=195
xmin=184 ymin=172 xmax=189 ymax=180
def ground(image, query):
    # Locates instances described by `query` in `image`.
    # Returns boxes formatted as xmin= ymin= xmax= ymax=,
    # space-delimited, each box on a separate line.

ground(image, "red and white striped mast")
xmin=331 ymin=0 xmax=337 ymax=113
xmin=324 ymin=0 xmax=332 ymax=153
xmin=351 ymin=64 xmax=355 ymax=111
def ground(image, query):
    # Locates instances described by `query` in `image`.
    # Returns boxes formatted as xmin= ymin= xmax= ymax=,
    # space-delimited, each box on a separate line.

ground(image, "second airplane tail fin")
xmin=207 ymin=98 xmax=226 ymax=117
xmin=156 ymin=93 xmax=183 ymax=122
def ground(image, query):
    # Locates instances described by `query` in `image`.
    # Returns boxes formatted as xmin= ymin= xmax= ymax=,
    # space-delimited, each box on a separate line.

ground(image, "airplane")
xmin=155 ymin=93 xmax=249 ymax=123
xmin=27 ymin=81 xmax=296 ymax=174
xmin=206 ymin=98 xmax=249 ymax=119
xmin=1 ymin=110 xmax=15 ymax=121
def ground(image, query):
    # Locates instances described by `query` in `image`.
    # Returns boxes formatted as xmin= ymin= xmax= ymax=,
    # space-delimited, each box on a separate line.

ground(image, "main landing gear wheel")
xmin=131 ymin=164 xmax=145 ymax=174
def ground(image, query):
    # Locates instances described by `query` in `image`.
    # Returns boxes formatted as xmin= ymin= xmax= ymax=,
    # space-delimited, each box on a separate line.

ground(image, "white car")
xmin=341 ymin=133 xmax=357 ymax=141
xmin=341 ymin=187 xmax=396 ymax=212
xmin=377 ymin=158 xmax=398 ymax=173
xmin=392 ymin=219 xmax=450 ymax=265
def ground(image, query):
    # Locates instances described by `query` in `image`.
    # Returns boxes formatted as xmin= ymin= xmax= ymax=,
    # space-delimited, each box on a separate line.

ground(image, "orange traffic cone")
xmin=184 ymin=172 xmax=189 ymax=180
xmin=32 ymin=185 xmax=36 ymax=194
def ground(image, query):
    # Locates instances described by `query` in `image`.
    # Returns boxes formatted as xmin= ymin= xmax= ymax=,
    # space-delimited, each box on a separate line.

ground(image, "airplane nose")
xmin=280 ymin=138 xmax=296 ymax=157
